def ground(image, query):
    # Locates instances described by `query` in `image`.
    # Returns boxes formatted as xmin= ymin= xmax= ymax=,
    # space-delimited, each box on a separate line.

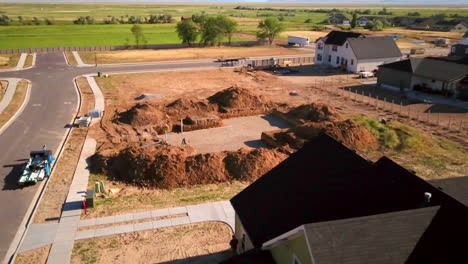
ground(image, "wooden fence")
xmin=0 ymin=41 xmax=261 ymax=54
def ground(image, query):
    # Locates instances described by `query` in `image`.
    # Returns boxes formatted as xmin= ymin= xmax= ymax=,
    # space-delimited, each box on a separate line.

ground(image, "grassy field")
xmin=0 ymin=3 xmax=467 ymax=49
xmin=354 ymin=115 xmax=468 ymax=179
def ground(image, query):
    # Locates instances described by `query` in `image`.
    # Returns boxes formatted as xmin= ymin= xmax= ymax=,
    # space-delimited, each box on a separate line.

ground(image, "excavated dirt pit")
xmin=262 ymin=104 xmax=378 ymax=152
xmin=94 ymin=73 xmax=378 ymax=189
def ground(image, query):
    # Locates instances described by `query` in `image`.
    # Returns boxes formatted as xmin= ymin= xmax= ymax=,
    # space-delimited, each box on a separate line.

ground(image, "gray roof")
xmin=304 ymin=207 xmax=440 ymax=264
xmin=347 ymin=37 xmax=402 ymax=60
xmin=411 ymin=58 xmax=468 ymax=81
xmin=379 ymin=57 xmax=468 ymax=81
xmin=429 ymin=176 xmax=468 ymax=206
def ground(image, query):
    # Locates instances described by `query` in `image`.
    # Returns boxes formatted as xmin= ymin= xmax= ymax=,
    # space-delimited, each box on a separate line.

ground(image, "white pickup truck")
xmin=358 ymin=71 xmax=375 ymax=78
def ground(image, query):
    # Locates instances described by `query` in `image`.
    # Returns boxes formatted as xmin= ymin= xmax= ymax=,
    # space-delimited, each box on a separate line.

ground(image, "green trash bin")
xmin=86 ymin=190 xmax=95 ymax=208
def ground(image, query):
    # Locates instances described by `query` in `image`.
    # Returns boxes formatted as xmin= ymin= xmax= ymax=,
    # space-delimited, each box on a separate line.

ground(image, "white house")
xmin=315 ymin=31 xmax=403 ymax=73
xmin=358 ymin=17 xmax=369 ymax=27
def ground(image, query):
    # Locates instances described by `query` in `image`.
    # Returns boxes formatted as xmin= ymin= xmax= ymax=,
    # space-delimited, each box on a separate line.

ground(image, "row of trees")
xmin=176 ymin=14 xmax=238 ymax=46
xmin=104 ymin=14 xmax=174 ymax=24
xmin=176 ymin=15 xmax=283 ymax=46
xmin=0 ymin=15 xmax=53 ymax=25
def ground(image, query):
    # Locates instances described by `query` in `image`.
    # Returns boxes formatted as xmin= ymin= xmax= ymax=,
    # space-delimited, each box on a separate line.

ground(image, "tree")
xmin=200 ymin=16 xmax=224 ymax=45
xmin=351 ymin=13 xmax=357 ymax=28
xmin=256 ymin=18 xmax=284 ymax=45
xmin=217 ymin=15 xmax=237 ymax=44
xmin=44 ymin=18 xmax=54 ymax=25
xmin=176 ymin=19 xmax=198 ymax=45
xmin=371 ymin=20 xmax=384 ymax=31
xmin=32 ymin=17 xmax=40 ymax=25
xmin=0 ymin=15 xmax=11 ymax=26
xmin=130 ymin=24 xmax=147 ymax=47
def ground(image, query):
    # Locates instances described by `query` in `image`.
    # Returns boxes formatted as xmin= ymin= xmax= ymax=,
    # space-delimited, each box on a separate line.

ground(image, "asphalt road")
xmin=0 ymin=53 xmax=219 ymax=262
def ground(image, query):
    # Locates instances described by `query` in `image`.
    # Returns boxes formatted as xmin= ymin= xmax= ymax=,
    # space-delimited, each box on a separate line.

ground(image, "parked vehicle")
xmin=18 ymin=149 xmax=54 ymax=186
xmin=287 ymin=36 xmax=310 ymax=47
xmin=358 ymin=71 xmax=374 ymax=78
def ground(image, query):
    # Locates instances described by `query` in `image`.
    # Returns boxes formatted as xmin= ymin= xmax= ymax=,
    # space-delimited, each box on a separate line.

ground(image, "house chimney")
xmin=424 ymin=192 xmax=432 ymax=204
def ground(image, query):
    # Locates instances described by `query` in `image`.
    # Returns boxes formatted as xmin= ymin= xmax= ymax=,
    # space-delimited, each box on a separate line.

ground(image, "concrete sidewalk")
xmin=45 ymin=137 xmax=96 ymax=264
xmin=0 ymin=78 xmax=19 ymax=114
xmin=19 ymin=200 xmax=234 ymax=253
xmin=72 ymin=51 xmax=92 ymax=67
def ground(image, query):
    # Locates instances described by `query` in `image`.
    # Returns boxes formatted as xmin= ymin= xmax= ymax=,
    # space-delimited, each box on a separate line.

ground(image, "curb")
xmin=0 ymin=80 xmax=31 ymax=136
xmin=5 ymin=77 xmax=82 ymax=264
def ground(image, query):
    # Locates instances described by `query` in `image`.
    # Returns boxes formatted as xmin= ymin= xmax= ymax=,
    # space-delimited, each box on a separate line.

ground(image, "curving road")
xmin=0 ymin=53 xmax=219 ymax=262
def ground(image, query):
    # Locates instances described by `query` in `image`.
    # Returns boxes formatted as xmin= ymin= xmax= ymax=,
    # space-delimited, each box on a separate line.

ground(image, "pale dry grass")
xmin=65 ymin=51 xmax=78 ymax=66
xmin=0 ymin=54 xmax=20 ymax=69
xmin=23 ymin=54 xmax=34 ymax=68
xmin=0 ymin=80 xmax=27 ymax=129
xmin=14 ymin=245 xmax=50 ymax=264
xmin=80 ymin=46 xmax=311 ymax=64
xmin=71 ymin=222 xmax=232 ymax=264
xmin=0 ymin=80 xmax=8 ymax=102
xmin=280 ymin=30 xmax=329 ymax=42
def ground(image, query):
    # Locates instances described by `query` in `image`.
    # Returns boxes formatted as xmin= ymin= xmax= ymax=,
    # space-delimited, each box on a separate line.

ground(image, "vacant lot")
xmin=71 ymin=222 xmax=231 ymax=264
xmin=78 ymin=46 xmax=311 ymax=64
xmin=94 ymin=67 xmax=467 ymax=180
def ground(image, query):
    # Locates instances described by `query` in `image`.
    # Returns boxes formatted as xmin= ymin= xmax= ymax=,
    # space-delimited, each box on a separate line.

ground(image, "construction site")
xmin=89 ymin=62 xmax=467 ymax=195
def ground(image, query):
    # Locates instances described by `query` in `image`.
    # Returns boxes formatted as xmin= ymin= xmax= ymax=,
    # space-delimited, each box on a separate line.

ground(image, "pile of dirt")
xmin=113 ymin=87 xmax=271 ymax=134
xmin=208 ymin=86 xmax=271 ymax=117
xmin=262 ymin=119 xmax=377 ymax=152
xmin=93 ymin=144 xmax=287 ymax=188
xmin=284 ymin=103 xmax=341 ymax=124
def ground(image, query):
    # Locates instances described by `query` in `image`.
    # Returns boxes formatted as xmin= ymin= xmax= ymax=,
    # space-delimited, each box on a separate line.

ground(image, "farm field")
xmin=0 ymin=3 xmax=467 ymax=49
xmin=0 ymin=24 xmax=247 ymax=49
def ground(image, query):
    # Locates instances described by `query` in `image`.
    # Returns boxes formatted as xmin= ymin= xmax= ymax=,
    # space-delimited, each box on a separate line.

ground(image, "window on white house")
xmin=336 ymin=56 xmax=340 ymax=64
xmin=317 ymin=54 xmax=322 ymax=61
xmin=351 ymin=59 xmax=354 ymax=65
xmin=345 ymin=43 xmax=349 ymax=48
xmin=332 ymin=45 xmax=338 ymax=52
xmin=328 ymin=55 xmax=331 ymax=62
xmin=317 ymin=43 xmax=323 ymax=50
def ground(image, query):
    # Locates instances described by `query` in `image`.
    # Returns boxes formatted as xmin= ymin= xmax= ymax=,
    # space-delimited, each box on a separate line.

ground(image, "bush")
xmin=0 ymin=15 xmax=11 ymax=26
xmin=354 ymin=115 xmax=400 ymax=148
xmin=304 ymin=18 xmax=312 ymax=23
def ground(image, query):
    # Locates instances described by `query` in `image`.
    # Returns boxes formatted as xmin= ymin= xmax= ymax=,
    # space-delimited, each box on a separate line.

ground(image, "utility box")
xmin=86 ymin=190 xmax=95 ymax=208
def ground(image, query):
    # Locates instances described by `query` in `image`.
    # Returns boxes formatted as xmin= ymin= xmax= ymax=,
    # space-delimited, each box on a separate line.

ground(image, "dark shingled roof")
xmin=379 ymin=57 xmax=468 ymax=81
xmin=319 ymin=30 xmax=363 ymax=45
xmin=429 ymin=176 xmax=468 ymax=206
xmin=230 ymin=134 xmax=458 ymax=248
xmin=347 ymin=36 xmax=402 ymax=59
xmin=304 ymin=207 xmax=440 ymax=264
